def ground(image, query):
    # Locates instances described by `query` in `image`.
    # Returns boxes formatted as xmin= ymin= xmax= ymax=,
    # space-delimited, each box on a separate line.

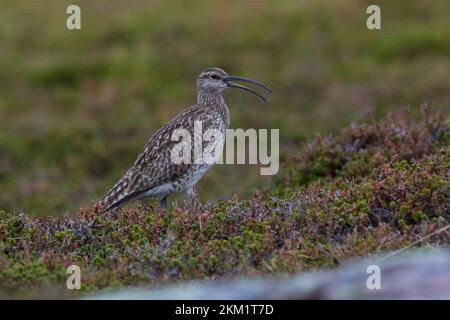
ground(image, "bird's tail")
xmin=96 ymin=176 xmax=130 ymax=213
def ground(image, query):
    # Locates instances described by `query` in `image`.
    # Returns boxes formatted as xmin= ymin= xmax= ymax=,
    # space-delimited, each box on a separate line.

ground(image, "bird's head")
xmin=197 ymin=67 xmax=272 ymax=103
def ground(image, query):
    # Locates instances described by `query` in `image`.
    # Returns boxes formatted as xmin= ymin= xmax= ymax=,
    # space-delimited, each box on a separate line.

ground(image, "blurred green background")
xmin=0 ymin=0 xmax=449 ymax=215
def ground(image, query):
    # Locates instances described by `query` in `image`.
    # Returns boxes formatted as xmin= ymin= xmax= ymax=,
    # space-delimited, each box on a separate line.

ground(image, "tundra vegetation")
xmin=0 ymin=110 xmax=448 ymax=298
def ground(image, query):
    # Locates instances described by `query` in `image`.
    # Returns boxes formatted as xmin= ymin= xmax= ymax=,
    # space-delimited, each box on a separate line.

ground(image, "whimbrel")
xmin=97 ymin=67 xmax=271 ymax=212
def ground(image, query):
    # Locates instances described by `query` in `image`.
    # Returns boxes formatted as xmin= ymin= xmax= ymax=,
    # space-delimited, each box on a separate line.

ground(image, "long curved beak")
xmin=226 ymin=76 xmax=272 ymax=103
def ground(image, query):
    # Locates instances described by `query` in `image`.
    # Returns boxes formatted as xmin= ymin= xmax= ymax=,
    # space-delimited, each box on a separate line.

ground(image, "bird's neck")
xmin=197 ymin=89 xmax=225 ymax=107
xmin=197 ymin=89 xmax=230 ymax=127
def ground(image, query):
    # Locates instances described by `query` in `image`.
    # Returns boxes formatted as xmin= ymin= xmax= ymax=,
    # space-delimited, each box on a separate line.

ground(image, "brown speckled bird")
xmin=98 ymin=67 xmax=271 ymax=212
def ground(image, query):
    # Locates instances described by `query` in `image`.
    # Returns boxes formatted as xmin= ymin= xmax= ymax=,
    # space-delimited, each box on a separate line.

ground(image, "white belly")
xmin=141 ymin=183 xmax=175 ymax=199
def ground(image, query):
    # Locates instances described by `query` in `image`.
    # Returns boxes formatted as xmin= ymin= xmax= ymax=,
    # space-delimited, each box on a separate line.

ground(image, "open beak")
xmin=226 ymin=76 xmax=272 ymax=103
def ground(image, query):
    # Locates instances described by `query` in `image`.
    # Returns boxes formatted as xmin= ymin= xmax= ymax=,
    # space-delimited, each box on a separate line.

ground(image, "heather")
xmin=1 ymin=111 xmax=448 ymax=298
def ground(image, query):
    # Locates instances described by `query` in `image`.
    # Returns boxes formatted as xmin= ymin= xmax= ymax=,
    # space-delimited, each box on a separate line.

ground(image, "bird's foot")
xmin=160 ymin=196 xmax=168 ymax=209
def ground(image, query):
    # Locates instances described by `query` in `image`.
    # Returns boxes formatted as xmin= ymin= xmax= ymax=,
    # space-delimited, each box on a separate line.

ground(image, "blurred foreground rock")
xmin=89 ymin=249 xmax=450 ymax=299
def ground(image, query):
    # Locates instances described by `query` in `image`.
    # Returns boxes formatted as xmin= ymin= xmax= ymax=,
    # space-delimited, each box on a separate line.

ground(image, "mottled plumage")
xmin=97 ymin=67 xmax=271 ymax=212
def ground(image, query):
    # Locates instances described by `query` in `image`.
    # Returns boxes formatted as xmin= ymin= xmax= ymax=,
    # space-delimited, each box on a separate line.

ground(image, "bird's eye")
xmin=210 ymin=74 xmax=219 ymax=80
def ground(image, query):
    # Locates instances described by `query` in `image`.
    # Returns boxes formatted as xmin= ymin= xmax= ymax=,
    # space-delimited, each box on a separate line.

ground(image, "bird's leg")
xmin=160 ymin=196 xmax=168 ymax=209
xmin=184 ymin=187 xmax=195 ymax=210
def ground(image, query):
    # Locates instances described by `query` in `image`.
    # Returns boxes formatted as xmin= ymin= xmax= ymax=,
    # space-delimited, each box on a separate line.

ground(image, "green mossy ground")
xmin=2 ymin=1 xmax=450 ymax=214
xmin=1 ymin=110 xmax=448 ymax=298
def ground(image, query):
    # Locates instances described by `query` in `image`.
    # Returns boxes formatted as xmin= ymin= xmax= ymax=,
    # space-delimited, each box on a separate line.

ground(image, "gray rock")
xmin=87 ymin=248 xmax=450 ymax=299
